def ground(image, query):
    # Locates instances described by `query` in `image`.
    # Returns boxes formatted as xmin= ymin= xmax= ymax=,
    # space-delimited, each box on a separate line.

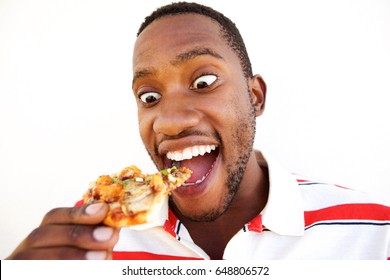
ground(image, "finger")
xmin=23 ymin=224 xmax=120 ymax=250
xmin=40 ymin=203 xmax=109 ymax=226
xmin=10 ymin=246 xmax=111 ymax=260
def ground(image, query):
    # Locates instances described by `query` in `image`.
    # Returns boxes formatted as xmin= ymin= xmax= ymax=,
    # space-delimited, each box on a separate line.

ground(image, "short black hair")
xmin=137 ymin=2 xmax=253 ymax=78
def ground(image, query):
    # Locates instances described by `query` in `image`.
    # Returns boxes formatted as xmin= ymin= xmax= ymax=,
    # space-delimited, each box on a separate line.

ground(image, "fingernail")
xmin=86 ymin=250 xmax=107 ymax=260
xmin=85 ymin=203 xmax=104 ymax=215
xmin=93 ymin=227 xmax=114 ymax=242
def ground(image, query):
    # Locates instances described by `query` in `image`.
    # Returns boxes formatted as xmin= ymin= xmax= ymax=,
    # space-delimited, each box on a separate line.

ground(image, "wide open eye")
xmin=139 ymin=92 xmax=161 ymax=104
xmin=191 ymin=74 xmax=217 ymax=89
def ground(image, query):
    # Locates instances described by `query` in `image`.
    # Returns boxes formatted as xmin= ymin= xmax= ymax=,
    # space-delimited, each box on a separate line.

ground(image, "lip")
xmin=172 ymin=149 xmax=221 ymax=198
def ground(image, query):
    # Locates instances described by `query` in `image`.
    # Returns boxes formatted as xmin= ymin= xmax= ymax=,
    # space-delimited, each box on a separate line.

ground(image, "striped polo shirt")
xmin=103 ymin=151 xmax=390 ymax=260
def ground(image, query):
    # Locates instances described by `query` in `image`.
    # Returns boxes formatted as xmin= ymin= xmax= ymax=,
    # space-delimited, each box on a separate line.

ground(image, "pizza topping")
xmin=121 ymin=186 xmax=154 ymax=215
xmin=117 ymin=165 xmax=142 ymax=179
xmin=165 ymin=145 xmax=219 ymax=185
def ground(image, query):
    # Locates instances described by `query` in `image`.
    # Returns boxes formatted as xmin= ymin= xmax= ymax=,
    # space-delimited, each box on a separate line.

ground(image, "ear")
xmin=249 ymin=74 xmax=267 ymax=116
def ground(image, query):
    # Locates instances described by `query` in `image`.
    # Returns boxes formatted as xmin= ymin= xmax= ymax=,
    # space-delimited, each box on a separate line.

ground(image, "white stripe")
xmin=300 ymin=183 xmax=388 ymax=211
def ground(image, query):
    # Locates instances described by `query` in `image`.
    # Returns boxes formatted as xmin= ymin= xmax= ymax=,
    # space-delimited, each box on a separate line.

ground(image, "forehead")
xmin=133 ymin=14 xmax=233 ymax=70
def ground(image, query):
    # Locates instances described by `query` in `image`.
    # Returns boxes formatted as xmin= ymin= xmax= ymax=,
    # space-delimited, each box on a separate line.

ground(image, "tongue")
xmin=179 ymin=150 xmax=217 ymax=183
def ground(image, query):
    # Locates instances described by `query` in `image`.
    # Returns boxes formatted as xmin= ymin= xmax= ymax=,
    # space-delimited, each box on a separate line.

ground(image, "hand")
xmin=7 ymin=203 xmax=120 ymax=260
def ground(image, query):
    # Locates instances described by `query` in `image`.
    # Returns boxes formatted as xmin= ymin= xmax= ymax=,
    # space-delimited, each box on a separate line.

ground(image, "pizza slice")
xmin=82 ymin=165 xmax=191 ymax=228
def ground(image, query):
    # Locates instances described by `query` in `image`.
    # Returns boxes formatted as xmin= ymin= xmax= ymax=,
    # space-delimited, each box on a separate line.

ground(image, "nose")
xmin=153 ymin=97 xmax=201 ymax=137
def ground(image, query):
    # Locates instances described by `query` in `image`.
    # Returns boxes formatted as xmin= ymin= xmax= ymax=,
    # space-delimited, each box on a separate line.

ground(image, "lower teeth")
xmin=183 ymin=175 xmax=206 ymax=186
xmin=176 ymin=156 xmax=216 ymax=187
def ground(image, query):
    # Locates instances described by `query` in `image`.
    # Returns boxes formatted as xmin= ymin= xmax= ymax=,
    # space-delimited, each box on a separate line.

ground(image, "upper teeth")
xmin=167 ymin=145 xmax=217 ymax=161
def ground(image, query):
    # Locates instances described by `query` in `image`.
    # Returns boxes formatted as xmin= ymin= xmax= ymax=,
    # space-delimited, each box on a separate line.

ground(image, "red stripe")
xmin=163 ymin=208 xmax=179 ymax=238
xmin=296 ymin=179 xmax=312 ymax=183
xmin=74 ymin=199 xmax=84 ymax=207
xmin=333 ymin=184 xmax=352 ymax=190
xmin=247 ymin=215 xmax=265 ymax=232
xmin=296 ymin=179 xmax=352 ymax=190
xmin=305 ymin=203 xmax=390 ymax=227
xmin=113 ymin=251 xmax=203 ymax=260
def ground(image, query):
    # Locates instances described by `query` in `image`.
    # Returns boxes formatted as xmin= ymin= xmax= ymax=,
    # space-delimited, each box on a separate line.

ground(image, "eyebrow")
xmin=132 ymin=47 xmax=224 ymax=86
xmin=171 ymin=47 xmax=224 ymax=65
xmin=132 ymin=67 xmax=157 ymax=87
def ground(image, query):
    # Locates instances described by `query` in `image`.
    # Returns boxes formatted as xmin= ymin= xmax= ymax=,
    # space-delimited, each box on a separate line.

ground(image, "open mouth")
xmin=163 ymin=144 xmax=219 ymax=186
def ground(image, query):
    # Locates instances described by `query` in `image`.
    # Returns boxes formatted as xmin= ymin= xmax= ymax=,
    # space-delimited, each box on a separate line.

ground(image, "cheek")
xmin=211 ymin=90 xmax=252 ymax=128
xmin=219 ymin=93 xmax=256 ymax=146
xmin=137 ymin=111 xmax=155 ymax=149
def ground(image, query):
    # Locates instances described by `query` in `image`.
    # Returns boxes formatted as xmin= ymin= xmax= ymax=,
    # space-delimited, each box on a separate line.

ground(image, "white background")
xmin=0 ymin=0 xmax=389 ymax=259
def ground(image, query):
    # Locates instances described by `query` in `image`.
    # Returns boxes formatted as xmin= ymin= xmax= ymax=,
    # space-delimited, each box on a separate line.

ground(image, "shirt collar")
xmin=256 ymin=150 xmax=304 ymax=236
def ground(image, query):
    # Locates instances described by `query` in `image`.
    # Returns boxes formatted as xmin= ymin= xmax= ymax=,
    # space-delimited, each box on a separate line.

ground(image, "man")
xmin=7 ymin=2 xmax=390 ymax=260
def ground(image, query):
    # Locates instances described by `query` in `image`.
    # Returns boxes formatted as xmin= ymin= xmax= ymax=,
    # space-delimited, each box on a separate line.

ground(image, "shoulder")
xmin=293 ymin=174 xmax=390 ymax=220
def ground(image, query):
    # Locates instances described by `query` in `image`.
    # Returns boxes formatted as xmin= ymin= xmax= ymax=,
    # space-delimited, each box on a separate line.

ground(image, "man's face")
xmin=132 ymin=14 xmax=259 ymax=221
